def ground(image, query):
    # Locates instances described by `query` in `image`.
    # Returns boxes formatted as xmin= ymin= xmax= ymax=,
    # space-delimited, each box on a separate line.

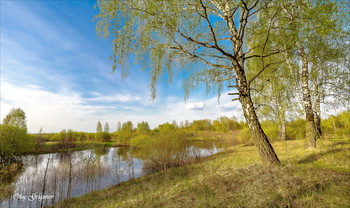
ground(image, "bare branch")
xmin=195 ymin=52 xmax=230 ymax=60
xmin=238 ymin=1 xmax=249 ymax=42
xmin=200 ymin=0 xmax=219 ymax=49
xmin=209 ymin=0 xmax=224 ymax=13
xmin=222 ymin=2 xmax=238 ymax=44
xmin=206 ymin=5 xmax=225 ymax=19
xmin=254 ymin=103 xmax=269 ymax=110
xmin=262 ymin=11 xmax=279 ymax=57
xmin=248 ymin=0 xmax=272 ymax=17
xmin=244 ymin=49 xmax=288 ymax=60
xmin=176 ymin=27 xmax=235 ymax=61
xmin=248 ymin=61 xmax=283 ymax=86
xmin=249 ymin=0 xmax=260 ymax=10
xmin=228 ymin=92 xmax=240 ymax=95
xmin=213 ymin=75 xmax=236 ymax=82
xmin=172 ymin=38 xmax=233 ymax=70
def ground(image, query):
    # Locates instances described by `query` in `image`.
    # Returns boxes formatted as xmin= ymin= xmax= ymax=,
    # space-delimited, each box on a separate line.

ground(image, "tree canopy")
xmin=95 ymin=0 xmax=349 ymax=164
xmin=2 ymin=108 xmax=27 ymax=131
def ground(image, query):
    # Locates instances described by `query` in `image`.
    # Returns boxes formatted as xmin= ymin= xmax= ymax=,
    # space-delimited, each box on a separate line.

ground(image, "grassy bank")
xmin=26 ymin=130 xmax=235 ymax=155
xmin=56 ymin=138 xmax=350 ymax=208
xmin=23 ymin=141 xmax=116 ymax=155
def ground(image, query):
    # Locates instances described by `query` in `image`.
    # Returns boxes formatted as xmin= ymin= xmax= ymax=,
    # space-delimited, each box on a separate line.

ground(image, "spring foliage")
xmin=0 ymin=108 xmax=30 ymax=163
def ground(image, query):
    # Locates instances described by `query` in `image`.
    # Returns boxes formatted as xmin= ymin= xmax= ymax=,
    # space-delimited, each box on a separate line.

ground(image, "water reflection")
xmin=0 ymin=141 xmax=224 ymax=208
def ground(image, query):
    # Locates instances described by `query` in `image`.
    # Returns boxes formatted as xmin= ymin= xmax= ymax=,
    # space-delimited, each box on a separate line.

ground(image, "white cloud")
xmin=0 ymin=80 xmax=245 ymax=133
xmin=87 ymin=94 xmax=142 ymax=103
xmin=1 ymin=81 xmax=89 ymax=132
xmin=217 ymin=102 xmax=240 ymax=112
xmin=186 ymin=102 xmax=205 ymax=110
xmin=140 ymin=92 xmax=244 ymax=128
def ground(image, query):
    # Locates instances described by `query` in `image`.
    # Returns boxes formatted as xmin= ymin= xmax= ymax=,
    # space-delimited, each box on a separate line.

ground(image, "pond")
xmin=0 ymin=140 xmax=231 ymax=208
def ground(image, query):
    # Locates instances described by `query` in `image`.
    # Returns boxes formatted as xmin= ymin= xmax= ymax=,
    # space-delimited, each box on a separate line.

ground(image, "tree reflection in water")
xmin=0 ymin=147 xmax=141 ymax=208
xmin=0 ymin=142 xmax=222 ymax=208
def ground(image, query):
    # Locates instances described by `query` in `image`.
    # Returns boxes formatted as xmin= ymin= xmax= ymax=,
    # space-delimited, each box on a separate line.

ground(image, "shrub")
xmin=144 ymin=130 xmax=188 ymax=172
xmin=157 ymin=123 xmax=176 ymax=132
xmin=322 ymin=111 xmax=350 ymax=139
xmin=0 ymin=124 xmax=31 ymax=163
xmin=192 ymin=119 xmax=213 ymax=131
xmin=130 ymin=134 xmax=152 ymax=148
xmin=237 ymin=127 xmax=252 ymax=144
xmin=130 ymin=127 xmax=189 ymax=172
xmin=95 ymin=132 xmax=111 ymax=142
xmin=286 ymin=119 xmax=305 ymax=140
xmin=321 ymin=117 xmax=335 ymax=136
xmin=261 ymin=121 xmax=279 ymax=141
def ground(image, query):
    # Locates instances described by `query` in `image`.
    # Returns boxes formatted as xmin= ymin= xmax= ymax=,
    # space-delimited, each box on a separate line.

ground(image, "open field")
xmin=56 ymin=138 xmax=350 ymax=208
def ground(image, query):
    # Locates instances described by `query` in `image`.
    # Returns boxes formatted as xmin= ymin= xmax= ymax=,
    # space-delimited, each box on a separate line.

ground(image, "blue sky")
xmin=0 ymin=0 xmax=243 ymax=133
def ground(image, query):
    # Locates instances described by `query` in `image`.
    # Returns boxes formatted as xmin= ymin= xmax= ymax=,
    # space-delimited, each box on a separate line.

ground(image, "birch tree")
xmin=96 ymin=0 xmax=284 ymax=164
xmin=245 ymin=6 xmax=299 ymax=141
xmin=309 ymin=37 xmax=349 ymax=137
xmin=277 ymin=0 xmax=348 ymax=147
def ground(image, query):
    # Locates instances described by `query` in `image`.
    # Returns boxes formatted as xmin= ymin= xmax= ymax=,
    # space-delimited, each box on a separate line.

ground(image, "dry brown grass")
xmin=56 ymin=138 xmax=350 ymax=208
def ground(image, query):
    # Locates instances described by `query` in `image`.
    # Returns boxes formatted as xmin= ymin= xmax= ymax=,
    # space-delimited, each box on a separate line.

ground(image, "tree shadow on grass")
xmin=297 ymin=148 xmax=350 ymax=164
xmin=331 ymin=142 xmax=350 ymax=147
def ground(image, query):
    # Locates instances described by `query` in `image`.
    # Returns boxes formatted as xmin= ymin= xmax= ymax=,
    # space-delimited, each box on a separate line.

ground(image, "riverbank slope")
xmin=58 ymin=138 xmax=350 ymax=208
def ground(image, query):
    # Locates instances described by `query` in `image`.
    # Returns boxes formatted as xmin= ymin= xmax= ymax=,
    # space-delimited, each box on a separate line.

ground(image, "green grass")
xmin=56 ymin=138 xmax=350 ymax=208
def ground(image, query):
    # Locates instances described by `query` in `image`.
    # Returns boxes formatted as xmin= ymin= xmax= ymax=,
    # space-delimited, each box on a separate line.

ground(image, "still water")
xmin=0 ymin=141 xmax=225 ymax=208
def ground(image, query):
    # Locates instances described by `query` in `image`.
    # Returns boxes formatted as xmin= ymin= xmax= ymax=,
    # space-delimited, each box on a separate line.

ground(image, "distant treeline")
xmin=30 ymin=111 xmax=349 ymax=144
xmin=1 ymin=108 xmax=349 ymax=173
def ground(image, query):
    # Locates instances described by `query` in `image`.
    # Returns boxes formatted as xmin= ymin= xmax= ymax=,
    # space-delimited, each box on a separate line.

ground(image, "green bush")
xmin=0 ymin=124 xmax=31 ymax=163
xmin=145 ymin=130 xmax=188 ymax=171
xmin=261 ymin=121 xmax=279 ymax=141
xmin=237 ymin=127 xmax=252 ymax=144
xmin=286 ymin=119 xmax=305 ymax=140
xmin=95 ymin=132 xmax=111 ymax=142
xmin=322 ymin=111 xmax=350 ymax=139
xmin=157 ymin=123 xmax=177 ymax=132
xmin=130 ymin=134 xmax=152 ymax=148
xmin=192 ymin=119 xmax=213 ymax=131
xmin=130 ymin=127 xmax=189 ymax=172
xmin=321 ymin=117 xmax=335 ymax=136
xmin=212 ymin=116 xmax=241 ymax=132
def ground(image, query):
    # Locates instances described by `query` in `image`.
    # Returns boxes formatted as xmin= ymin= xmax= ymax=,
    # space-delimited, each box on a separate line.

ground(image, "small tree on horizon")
xmin=104 ymin=122 xmax=110 ymax=133
xmin=117 ymin=122 xmax=122 ymax=133
xmin=2 ymin=108 xmax=27 ymax=132
xmin=137 ymin=121 xmax=150 ymax=134
xmin=119 ymin=121 xmax=133 ymax=144
xmin=96 ymin=121 xmax=102 ymax=133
